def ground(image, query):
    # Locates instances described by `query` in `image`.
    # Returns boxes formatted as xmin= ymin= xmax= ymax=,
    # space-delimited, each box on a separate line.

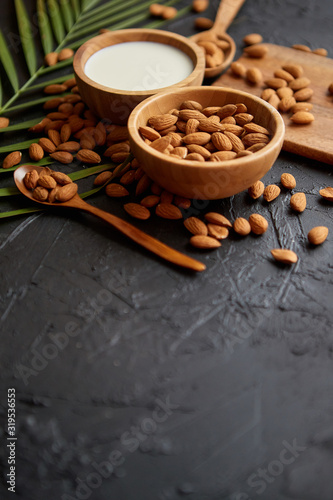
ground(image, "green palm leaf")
xmin=14 ymin=0 xmax=38 ymax=77
xmin=60 ymin=0 xmax=75 ymax=32
xmin=48 ymin=0 xmax=66 ymax=44
xmin=37 ymin=0 xmax=55 ymax=55
xmin=0 ymin=29 xmax=20 ymax=92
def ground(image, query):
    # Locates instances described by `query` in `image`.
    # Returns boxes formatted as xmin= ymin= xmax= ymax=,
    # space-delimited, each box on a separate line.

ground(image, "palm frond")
xmin=14 ymin=0 xmax=38 ymax=77
xmin=37 ymin=0 xmax=55 ymax=55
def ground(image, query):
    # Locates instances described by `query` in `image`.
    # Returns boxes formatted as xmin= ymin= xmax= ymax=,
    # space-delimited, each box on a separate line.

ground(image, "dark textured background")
xmin=1 ymin=1 xmax=333 ymax=499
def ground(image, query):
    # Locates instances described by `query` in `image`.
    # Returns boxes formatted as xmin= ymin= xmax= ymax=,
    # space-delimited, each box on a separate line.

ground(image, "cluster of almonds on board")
xmin=139 ymin=99 xmax=271 ymax=162
xmin=23 ymin=168 xmax=78 ymax=203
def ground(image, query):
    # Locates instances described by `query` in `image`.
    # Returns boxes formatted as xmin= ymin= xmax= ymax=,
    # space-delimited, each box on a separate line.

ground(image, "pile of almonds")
xmin=44 ymin=48 xmax=74 ymax=67
xmin=149 ymin=3 xmax=178 ymax=20
xmin=230 ymin=59 xmax=315 ymax=125
xmin=24 ymin=167 xmax=78 ymax=203
xmin=139 ymin=99 xmax=271 ymax=162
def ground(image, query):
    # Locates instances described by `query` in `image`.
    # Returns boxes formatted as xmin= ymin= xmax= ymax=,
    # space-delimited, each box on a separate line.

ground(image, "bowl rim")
xmin=73 ymin=28 xmax=206 ymax=97
xmin=127 ymin=85 xmax=286 ymax=169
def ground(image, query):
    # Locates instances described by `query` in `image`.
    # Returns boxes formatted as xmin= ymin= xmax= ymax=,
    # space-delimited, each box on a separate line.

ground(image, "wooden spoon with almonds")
xmin=190 ymin=0 xmax=246 ymax=78
xmin=14 ymin=165 xmax=206 ymax=272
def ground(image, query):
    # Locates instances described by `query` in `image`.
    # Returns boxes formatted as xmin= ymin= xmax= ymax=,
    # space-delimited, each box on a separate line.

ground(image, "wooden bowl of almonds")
xmin=127 ymin=86 xmax=285 ymax=199
xmin=73 ymin=29 xmax=205 ymax=125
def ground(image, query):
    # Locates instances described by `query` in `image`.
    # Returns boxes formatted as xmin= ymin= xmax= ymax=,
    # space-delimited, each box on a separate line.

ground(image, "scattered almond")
xmin=2 ymin=151 xmax=22 ymax=169
xmin=207 ymin=224 xmax=229 ymax=240
xmin=155 ymin=203 xmax=183 ymax=219
xmin=76 ymin=149 xmax=101 ymax=164
xmin=248 ymin=180 xmax=265 ymax=199
xmin=233 ymin=217 xmax=251 ymax=236
xmin=105 ymin=183 xmax=129 ymax=197
xmin=24 ymin=169 xmax=39 ymax=190
xmin=290 ymin=192 xmax=307 ymax=212
xmin=243 ymin=33 xmax=263 ymax=45
xmin=189 ymin=235 xmax=221 ymax=249
xmin=243 ymin=44 xmax=268 ymax=58
xmin=271 ymin=248 xmax=298 ymax=264
xmin=204 ymin=212 xmax=232 ymax=227
xmin=124 ymin=202 xmax=151 ymax=220
xmin=49 ymin=151 xmax=74 ymax=164
xmin=0 ymin=117 xmax=10 ymax=129
xmin=307 ymin=226 xmax=329 ymax=245
xmin=290 ymin=111 xmax=314 ymax=124
xmin=55 ymin=182 xmax=78 ymax=202
xmin=319 ymin=187 xmax=333 ymax=202
xmin=263 ymin=184 xmax=281 ymax=202
xmin=184 ymin=217 xmax=208 ymax=236
xmin=57 ymin=48 xmax=74 ymax=61
xmin=249 ymin=213 xmax=268 ymax=234
xmin=281 ymin=173 xmax=296 ymax=190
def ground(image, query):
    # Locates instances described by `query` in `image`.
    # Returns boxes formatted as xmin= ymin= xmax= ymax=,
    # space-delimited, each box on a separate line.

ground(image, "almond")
xmin=207 ymin=224 xmax=229 ymax=240
xmin=24 ymin=170 xmax=39 ymax=190
xmin=263 ymin=184 xmax=280 ymax=202
xmin=178 ymin=109 xmax=206 ymax=121
xmin=198 ymin=118 xmax=223 ymax=133
xmin=149 ymin=3 xmax=164 ymax=16
xmin=104 ymin=141 xmax=130 ymax=157
xmin=234 ymin=113 xmax=254 ymax=126
xmin=233 ymin=217 xmax=251 ymax=236
xmin=39 ymin=137 xmax=57 ymax=153
xmin=223 ymin=131 xmax=245 ymax=153
xmin=107 ymin=125 xmax=129 ymax=142
xmin=55 ymin=182 xmax=78 ymax=202
xmin=2 ymin=151 xmax=22 ymax=169
xmin=248 ymin=180 xmax=265 ymax=199
xmin=49 ymin=151 xmax=74 ymax=164
xmin=293 ymin=87 xmax=314 ymax=101
xmin=50 ymin=171 xmax=72 ymax=185
xmin=243 ymin=44 xmax=268 ymax=58
xmin=105 ymin=183 xmax=129 ymax=197
xmin=43 ymin=83 xmax=67 ymax=94
xmin=289 ymin=77 xmax=311 ymax=90
xmin=172 ymin=146 xmax=188 ymax=159
xmin=274 ymin=69 xmax=294 ymax=82
xmin=37 ymin=174 xmax=57 ymax=189
xmin=264 ymin=77 xmax=287 ymax=89
xmin=184 ymin=217 xmax=208 ymax=236
xmin=243 ymin=33 xmax=263 ymax=45
xmin=243 ymin=123 xmax=270 ymax=135
xmin=204 ymin=212 xmax=232 ymax=228
xmin=43 ymin=98 xmax=64 ymax=110
xmin=210 ymin=151 xmax=237 ymax=161
xmin=186 ymin=152 xmax=205 ymax=162
xmin=160 ymin=190 xmax=173 ymax=204
xmin=292 ymin=44 xmax=311 ymax=52
xmin=319 ymin=187 xmax=333 ymax=202
xmin=278 ymin=96 xmax=297 ymax=113
xmin=150 ymin=136 xmax=172 ymax=152
xmin=249 ymin=213 xmax=268 ymax=234
xmin=80 ymin=133 xmax=96 ymax=150
xmin=290 ymin=192 xmax=306 ymax=212
xmin=230 ymin=61 xmax=247 ymax=77
xmin=48 ymin=129 xmax=61 ymax=147
xmin=155 ymin=203 xmax=183 ymax=219
xmin=307 ymin=226 xmax=329 ymax=245
xmin=281 ymin=64 xmax=303 ymax=78
xmin=194 ymin=17 xmax=214 ymax=30
xmin=271 ymin=248 xmax=298 ymax=264
xmin=192 ymin=0 xmax=209 ymax=13
xmin=217 ymin=104 xmax=238 ymax=119
xmin=148 ymin=114 xmax=178 ymax=131
xmin=277 ymin=86 xmax=294 ymax=99
xmin=312 ymin=48 xmax=327 ymax=56
xmin=189 ymin=235 xmax=221 ymax=249
xmin=32 ymin=186 xmax=49 ymax=201
xmin=60 ymin=123 xmax=72 ymax=143
xmin=187 ymin=144 xmax=211 ymax=159
xmin=243 ymin=133 xmax=270 ymax=147
xmin=76 ymin=149 xmax=101 ymax=164
xmin=57 ymin=141 xmax=81 ymax=152
xmin=93 ymin=171 xmax=112 ymax=186
xmin=281 ymin=173 xmax=296 ymax=190
xmin=211 ymin=132 xmax=232 ymax=151
xmin=161 ymin=6 xmax=177 ymax=19
xmin=0 ymin=116 xmax=10 ymax=129
xmin=183 ymin=132 xmax=211 ymax=146
xmin=185 ymin=118 xmax=200 ymax=135
xmin=173 ymin=196 xmax=191 ymax=209
xmin=261 ymin=88 xmax=276 ymax=101
xmin=291 ymin=102 xmax=313 ymax=113
xmin=124 ymin=202 xmax=150 ymax=220
xmin=135 ymin=173 xmax=151 ymax=196
xmin=28 ymin=143 xmax=44 ymax=161
xmin=290 ymin=111 xmax=314 ymax=124
xmin=139 ymin=126 xmax=161 ymax=141
xmin=140 ymin=195 xmax=160 ymax=208
xmin=246 ymin=67 xmax=263 ymax=84
xmin=120 ymin=170 xmax=136 ymax=185
xmin=57 ymin=48 xmax=74 ymax=61
xmin=180 ymin=100 xmax=203 ymax=111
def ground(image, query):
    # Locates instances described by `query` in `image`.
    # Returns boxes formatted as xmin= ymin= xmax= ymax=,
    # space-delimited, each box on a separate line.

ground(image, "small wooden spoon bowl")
xmin=73 ymin=28 xmax=205 ymax=125
xmin=128 ymin=86 xmax=285 ymax=200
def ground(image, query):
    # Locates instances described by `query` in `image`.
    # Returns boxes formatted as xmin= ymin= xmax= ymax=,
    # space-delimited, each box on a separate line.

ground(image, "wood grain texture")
xmin=213 ymin=43 xmax=333 ymax=164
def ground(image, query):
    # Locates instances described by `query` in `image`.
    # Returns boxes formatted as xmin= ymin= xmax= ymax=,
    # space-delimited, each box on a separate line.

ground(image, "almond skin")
xmin=246 ymin=67 xmax=263 ymax=84
xmin=49 ymin=151 xmax=74 ymax=164
xmin=124 ymin=202 xmax=150 ymax=220
xmin=192 ymin=0 xmax=209 ymax=13
xmin=105 ymin=183 xmax=129 ymax=197
xmin=55 ymin=182 xmax=78 ymax=202
xmin=0 ymin=116 xmax=10 ymax=129
xmin=37 ymin=174 xmax=57 ymax=189
xmin=307 ymin=226 xmax=329 ymax=245
xmin=32 ymin=186 xmax=49 ymax=201
xmin=2 ymin=151 xmax=22 ymax=169
xmin=290 ymin=192 xmax=306 ymax=212
xmin=24 ymin=170 xmax=39 ymax=190
xmin=243 ymin=33 xmax=263 ymax=45
xmin=248 ymin=180 xmax=265 ymax=199
xmin=249 ymin=213 xmax=268 ymax=234
xmin=184 ymin=217 xmax=208 ymax=236
xmin=93 ymin=171 xmax=113 ymax=186
xmin=290 ymin=111 xmax=314 ymax=124
xmin=148 ymin=114 xmax=178 ymax=131
xmin=281 ymin=173 xmax=296 ymax=190
xmin=271 ymin=248 xmax=298 ymax=264
xmin=233 ymin=217 xmax=251 ymax=236
xmin=76 ymin=149 xmax=101 ymax=164
xmin=207 ymin=224 xmax=229 ymax=240
xmin=243 ymin=44 xmax=268 ymax=58
xmin=155 ymin=203 xmax=183 ymax=220
xmin=189 ymin=235 xmax=221 ymax=249
xmin=39 ymin=137 xmax=57 ymax=153
xmin=204 ymin=212 xmax=232 ymax=228
xmin=50 ymin=171 xmax=72 ymax=185
xmin=263 ymin=184 xmax=281 ymax=202
xmin=319 ymin=187 xmax=333 ymax=202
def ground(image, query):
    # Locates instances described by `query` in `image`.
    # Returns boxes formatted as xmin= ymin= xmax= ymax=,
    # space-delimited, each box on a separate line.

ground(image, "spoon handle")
xmin=211 ymin=0 xmax=246 ymax=34
xmin=74 ymin=197 xmax=206 ymax=272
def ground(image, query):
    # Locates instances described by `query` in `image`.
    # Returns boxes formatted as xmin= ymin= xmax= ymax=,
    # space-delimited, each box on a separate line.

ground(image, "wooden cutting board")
xmin=213 ymin=43 xmax=333 ymax=165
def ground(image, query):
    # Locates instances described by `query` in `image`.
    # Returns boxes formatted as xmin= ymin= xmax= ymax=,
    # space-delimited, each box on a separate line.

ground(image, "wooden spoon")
xmin=14 ymin=165 xmax=206 ymax=272
xmin=190 ymin=0 xmax=246 ymax=78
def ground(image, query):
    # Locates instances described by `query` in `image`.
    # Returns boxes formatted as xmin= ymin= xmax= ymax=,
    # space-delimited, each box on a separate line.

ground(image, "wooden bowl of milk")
xmin=73 ymin=29 xmax=205 ymax=125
